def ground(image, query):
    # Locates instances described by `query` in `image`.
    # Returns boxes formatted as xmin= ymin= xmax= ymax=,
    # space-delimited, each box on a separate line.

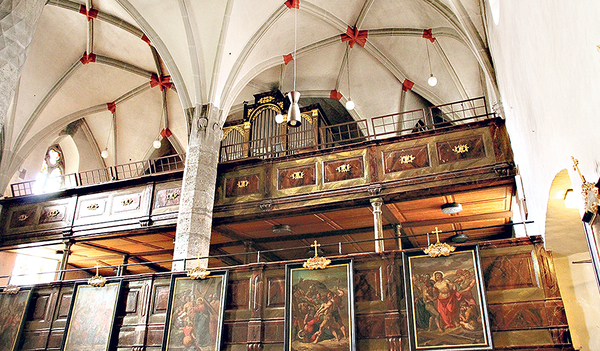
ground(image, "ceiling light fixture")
xmin=153 ymin=139 xmax=162 ymax=149
xmin=345 ymin=47 xmax=355 ymax=110
xmin=287 ymin=6 xmax=301 ymax=128
xmin=441 ymin=202 xmax=462 ymax=214
xmin=426 ymin=40 xmax=437 ymax=87
xmin=101 ymin=148 xmax=109 ymax=159
xmin=451 ymin=232 xmax=470 ymax=243
xmin=272 ymin=224 xmax=292 ymax=234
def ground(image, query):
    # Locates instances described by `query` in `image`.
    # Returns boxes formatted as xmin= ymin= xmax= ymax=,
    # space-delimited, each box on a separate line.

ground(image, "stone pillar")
xmin=58 ymin=240 xmax=73 ymax=281
xmin=0 ymin=0 xmax=45 ymax=131
xmin=173 ymin=104 xmax=223 ymax=271
xmin=370 ymin=197 xmax=385 ymax=253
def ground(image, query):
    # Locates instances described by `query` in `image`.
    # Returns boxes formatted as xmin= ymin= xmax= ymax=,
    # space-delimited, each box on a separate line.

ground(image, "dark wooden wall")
xmin=16 ymin=237 xmax=572 ymax=351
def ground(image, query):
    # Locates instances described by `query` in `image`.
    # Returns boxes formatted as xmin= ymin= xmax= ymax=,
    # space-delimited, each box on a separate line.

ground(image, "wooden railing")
xmin=11 ymin=154 xmax=185 ymax=197
xmin=220 ymin=96 xmax=494 ymax=161
xmin=9 ymin=97 xmax=493 ymax=197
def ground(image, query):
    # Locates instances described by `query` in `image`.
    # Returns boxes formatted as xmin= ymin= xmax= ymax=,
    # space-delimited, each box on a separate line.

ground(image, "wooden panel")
xmin=263 ymin=320 xmax=284 ymax=342
xmin=323 ymin=156 xmax=364 ymax=183
xmin=152 ymin=285 xmax=170 ymax=314
xmin=226 ymin=173 xmax=261 ymax=198
xmin=277 ymin=164 xmax=316 ymax=190
xmin=112 ymin=193 xmax=142 ymax=214
xmin=20 ymin=329 xmax=50 ymax=350
xmin=488 ymin=300 xmax=568 ymax=331
xmin=267 ymin=278 xmax=285 ymax=308
xmin=39 ymin=205 xmax=66 ymax=224
xmin=355 ymin=268 xmax=382 ymax=302
xmin=125 ymin=290 xmax=139 ymax=313
xmin=356 ymin=313 xmax=386 ymax=339
xmin=31 ymin=295 xmax=50 ymax=321
xmin=482 ymin=252 xmax=537 ymax=291
xmin=383 ymin=145 xmax=430 ymax=173
xmin=223 ymin=321 xmax=249 ymax=344
xmin=436 ymin=134 xmax=485 ymax=164
xmin=9 ymin=208 xmax=37 ymax=228
xmin=56 ymin=293 xmax=72 ymax=319
xmin=227 ymin=279 xmax=250 ymax=309
xmin=78 ymin=197 xmax=108 ymax=218
xmin=154 ymin=187 xmax=181 ymax=208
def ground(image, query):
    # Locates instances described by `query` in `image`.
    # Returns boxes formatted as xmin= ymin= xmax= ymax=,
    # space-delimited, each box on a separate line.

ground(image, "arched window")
xmin=34 ymin=144 xmax=65 ymax=193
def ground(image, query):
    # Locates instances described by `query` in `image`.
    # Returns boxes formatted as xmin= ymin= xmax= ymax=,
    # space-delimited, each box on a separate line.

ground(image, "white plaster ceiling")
xmin=1 ymin=0 xmax=495 ymax=195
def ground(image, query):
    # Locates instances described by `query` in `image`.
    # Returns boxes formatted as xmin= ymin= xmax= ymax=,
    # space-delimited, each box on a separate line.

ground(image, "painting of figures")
xmin=0 ymin=289 xmax=32 ymax=351
xmin=285 ymin=259 xmax=355 ymax=351
xmin=162 ymin=271 xmax=228 ymax=351
xmin=62 ymin=282 xmax=122 ymax=351
xmin=403 ymin=248 xmax=492 ymax=350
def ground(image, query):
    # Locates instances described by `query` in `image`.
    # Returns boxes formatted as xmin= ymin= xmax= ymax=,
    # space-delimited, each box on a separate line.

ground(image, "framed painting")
xmin=284 ymin=259 xmax=356 ymax=351
xmin=0 ymin=288 xmax=33 ymax=351
xmin=62 ymin=281 xmax=122 ymax=351
xmin=162 ymin=270 xmax=228 ymax=351
xmin=403 ymin=246 xmax=492 ymax=351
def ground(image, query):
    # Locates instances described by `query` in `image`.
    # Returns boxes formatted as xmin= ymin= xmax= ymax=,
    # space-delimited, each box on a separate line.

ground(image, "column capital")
xmin=370 ymin=197 xmax=384 ymax=207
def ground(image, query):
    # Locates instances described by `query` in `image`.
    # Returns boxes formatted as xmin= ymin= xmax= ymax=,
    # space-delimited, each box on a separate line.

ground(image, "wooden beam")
xmin=77 ymin=242 xmax=170 ymax=273
xmin=212 ymin=226 xmax=284 ymax=262
xmin=399 ymin=210 xmax=513 ymax=228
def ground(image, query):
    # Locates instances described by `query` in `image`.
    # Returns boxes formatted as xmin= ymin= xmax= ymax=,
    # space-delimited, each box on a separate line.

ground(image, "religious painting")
xmin=162 ymin=270 xmax=228 ymax=351
xmin=62 ymin=281 xmax=122 ymax=351
xmin=403 ymin=247 xmax=492 ymax=350
xmin=284 ymin=259 xmax=356 ymax=351
xmin=0 ymin=288 xmax=32 ymax=351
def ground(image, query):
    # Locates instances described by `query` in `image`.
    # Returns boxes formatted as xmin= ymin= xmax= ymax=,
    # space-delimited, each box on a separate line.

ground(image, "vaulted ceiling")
xmin=1 ymin=0 xmax=496 ymax=197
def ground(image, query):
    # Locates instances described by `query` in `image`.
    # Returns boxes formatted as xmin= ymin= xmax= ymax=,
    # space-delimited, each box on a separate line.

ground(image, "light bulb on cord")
xmin=101 ymin=149 xmax=109 ymax=159
xmin=428 ymin=74 xmax=438 ymax=87
xmin=345 ymin=99 xmax=355 ymax=111
xmin=153 ymin=139 xmax=162 ymax=149
xmin=275 ymin=113 xmax=284 ymax=124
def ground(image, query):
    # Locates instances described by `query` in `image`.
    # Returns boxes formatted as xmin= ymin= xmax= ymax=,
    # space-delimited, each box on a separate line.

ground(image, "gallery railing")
xmin=220 ymin=96 xmax=494 ymax=161
xmin=10 ymin=154 xmax=185 ymax=197
xmin=9 ymin=97 xmax=494 ymax=197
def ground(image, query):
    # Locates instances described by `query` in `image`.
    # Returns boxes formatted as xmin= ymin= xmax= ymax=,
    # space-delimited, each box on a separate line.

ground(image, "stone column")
xmin=370 ymin=197 xmax=385 ymax=253
xmin=173 ymin=104 xmax=223 ymax=271
xmin=0 ymin=0 xmax=45 ymax=131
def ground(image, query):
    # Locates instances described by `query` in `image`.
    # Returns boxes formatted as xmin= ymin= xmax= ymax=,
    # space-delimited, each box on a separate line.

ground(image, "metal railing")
xmin=220 ymin=97 xmax=494 ymax=161
xmin=11 ymin=154 xmax=185 ymax=197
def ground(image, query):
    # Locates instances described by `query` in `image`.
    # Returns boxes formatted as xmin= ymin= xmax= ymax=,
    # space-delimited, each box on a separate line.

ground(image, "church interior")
xmin=0 ymin=0 xmax=599 ymax=350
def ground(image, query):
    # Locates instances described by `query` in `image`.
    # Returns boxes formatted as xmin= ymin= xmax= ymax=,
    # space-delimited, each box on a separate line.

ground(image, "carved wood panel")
xmin=227 ymin=279 xmax=250 ymax=309
xmin=482 ymin=252 xmax=538 ymax=291
xmin=277 ymin=164 xmax=316 ymax=190
xmin=39 ymin=205 xmax=66 ymax=224
xmin=323 ymin=156 xmax=364 ymax=183
xmin=354 ymin=268 xmax=382 ymax=302
xmin=154 ymin=187 xmax=182 ymax=208
xmin=436 ymin=134 xmax=485 ymax=164
xmin=383 ymin=145 xmax=430 ymax=173
xmin=267 ymin=278 xmax=285 ymax=308
xmin=226 ymin=174 xmax=261 ymax=198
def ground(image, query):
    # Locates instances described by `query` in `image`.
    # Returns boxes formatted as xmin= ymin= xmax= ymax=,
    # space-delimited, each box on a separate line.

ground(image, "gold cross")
xmin=95 ymin=261 xmax=101 ymax=275
xmin=311 ymin=240 xmax=321 ymax=257
xmin=431 ymin=227 xmax=442 ymax=242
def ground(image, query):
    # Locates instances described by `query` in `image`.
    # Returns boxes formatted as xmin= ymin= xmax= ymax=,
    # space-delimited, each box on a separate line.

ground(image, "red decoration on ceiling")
xmin=330 ymin=90 xmax=343 ymax=100
xmin=80 ymin=52 xmax=96 ymax=65
xmin=150 ymin=74 xmax=173 ymax=91
xmin=285 ymin=0 xmax=300 ymax=9
xmin=402 ymin=79 xmax=414 ymax=92
xmin=141 ymin=34 xmax=151 ymax=46
xmin=283 ymin=53 xmax=294 ymax=65
xmin=107 ymin=102 xmax=116 ymax=114
xmin=422 ymin=29 xmax=435 ymax=43
xmin=341 ymin=26 xmax=368 ymax=48
xmin=160 ymin=128 xmax=173 ymax=138
xmin=79 ymin=5 xmax=98 ymax=21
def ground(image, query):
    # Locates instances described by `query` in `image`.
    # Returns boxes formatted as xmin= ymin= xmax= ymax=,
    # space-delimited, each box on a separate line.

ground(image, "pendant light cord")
xmin=293 ymin=7 xmax=297 ymax=92
xmin=346 ymin=47 xmax=351 ymax=99
xmin=426 ymin=41 xmax=432 ymax=76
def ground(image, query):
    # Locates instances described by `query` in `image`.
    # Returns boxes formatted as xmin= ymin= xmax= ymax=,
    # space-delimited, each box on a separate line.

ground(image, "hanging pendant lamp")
xmin=287 ymin=91 xmax=301 ymax=127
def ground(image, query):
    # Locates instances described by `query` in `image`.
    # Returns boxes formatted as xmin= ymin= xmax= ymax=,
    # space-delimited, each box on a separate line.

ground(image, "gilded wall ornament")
xmin=291 ymin=171 xmax=304 ymax=180
xmin=572 ymin=156 xmax=600 ymax=213
xmin=452 ymin=144 xmax=469 ymax=154
xmin=166 ymin=192 xmax=179 ymax=200
xmin=121 ymin=198 xmax=134 ymax=206
xmin=87 ymin=203 xmax=99 ymax=210
xmin=400 ymin=154 xmax=415 ymax=164
xmin=88 ymin=263 xmax=107 ymax=287
xmin=47 ymin=209 xmax=60 ymax=218
xmin=303 ymin=240 xmax=331 ymax=270
xmin=18 ymin=214 xmax=29 ymax=221
xmin=336 ymin=164 xmax=351 ymax=173
xmin=2 ymin=285 xmax=21 ymax=294
xmin=424 ymin=227 xmax=456 ymax=257
xmin=237 ymin=180 xmax=250 ymax=188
